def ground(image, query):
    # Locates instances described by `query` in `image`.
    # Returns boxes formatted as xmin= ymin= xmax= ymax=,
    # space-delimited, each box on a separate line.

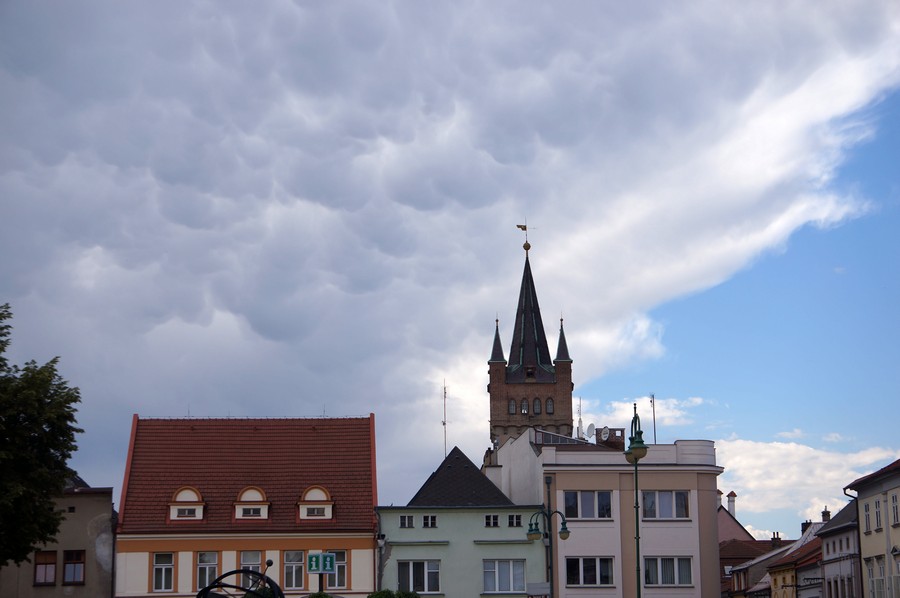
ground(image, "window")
xmin=399 ymin=560 xmax=440 ymax=593
xmin=564 ymin=491 xmax=612 ymax=519
xmin=485 ymin=514 xmax=499 ymax=527
xmin=34 ymin=551 xmax=56 ymax=586
xmin=423 ymin=515 xmax=437 ymax=528
xmin=153 ymin=553 xmax=174 ymax=592
xmin=865 ymin=502 xmax=872 ymax=532
xmin=508 ymin=514 xmax=522 ymax=527
xmin=63 ymin=550 xmax=85 ymax=585
xmin=484 ymin=560 xmax=525 ymax=592
xmin=645 ymin=557 xmax=692 ymax=586
xmin=533 ymin=398 xmax=541 ymax=414
xmin=197 ymin=552 xmax=217 ymax=590
xmin=892 ymin=493 xmax=899 ymax=525
xmin=566 ymin=557 xmax=613 ymax=586
xmin=235 ymin=487 xmax=269 ymax=519
xmin=642 ymin=491 xmax=689 ymax=519
xmin=241 ymin=550 xmax=261 ymax=588
xmin=283 ymin=550 xmax=304 ymax=590
xmin=508 ymin=399 xmax=516 ymax=414
xmin=306 ymin=507 xmax=326 ymax=517
xmin=875 ymin=499 xmax=882 ymax=529
xmin=176 ymin=507 xmax=197 ymax=518
xmin=326 ymin=550 xmax=347 ymax=589
xmin=521 ymin=399 xmax=528 ymax=414
xmin=546 ymin=398 xmax=554 ymax=414
xmin=169 ymin=487 xmax=204 ymax=520
xmin=400 ymin=515 xmax=414 ymax=528
xmin=298 ymin=486 xmax=334 ymax=520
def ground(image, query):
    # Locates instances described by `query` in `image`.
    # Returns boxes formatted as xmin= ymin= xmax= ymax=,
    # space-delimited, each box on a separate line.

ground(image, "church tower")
xmin=488 ymin=242 xmax=573 ymax=447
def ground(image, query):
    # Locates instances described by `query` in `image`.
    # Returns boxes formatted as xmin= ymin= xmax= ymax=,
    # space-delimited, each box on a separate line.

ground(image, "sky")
xmin=2 ymin=2 xmax=899 ymax=540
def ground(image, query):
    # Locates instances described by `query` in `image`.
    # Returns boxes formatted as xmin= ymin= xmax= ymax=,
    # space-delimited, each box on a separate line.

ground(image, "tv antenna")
xmin=442 ymin=381 xmax=448 ymax=457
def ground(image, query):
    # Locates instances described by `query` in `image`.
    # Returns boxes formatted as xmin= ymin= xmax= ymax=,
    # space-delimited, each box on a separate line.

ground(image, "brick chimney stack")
xmin=822 ymin=506 xmax=831 ymax=522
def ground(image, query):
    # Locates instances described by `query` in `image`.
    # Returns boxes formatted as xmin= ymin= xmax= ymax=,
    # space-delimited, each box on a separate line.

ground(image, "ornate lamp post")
xmin=624 ymin=403 xmax=648 ymax=598
xmin=526 ymin=476 xmax=571 ymax=598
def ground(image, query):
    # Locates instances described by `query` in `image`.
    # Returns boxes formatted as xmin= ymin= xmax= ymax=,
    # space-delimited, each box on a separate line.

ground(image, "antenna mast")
xmin=651 ymin=393 xmax=657 ymax=444
xmin=442 ymin=381 xmax=448 ymax=457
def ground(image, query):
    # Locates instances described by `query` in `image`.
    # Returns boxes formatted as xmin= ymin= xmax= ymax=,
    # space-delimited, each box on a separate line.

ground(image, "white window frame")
xmin=892 ymin=493 xmax=899 ymax=526
xmin=283 ymin=550 xmax=305 ymax=590
xmin=240 ymin=550 xmax=261 ymax=588
xmin=645 ymin=556 xmax=693 ymax=586
xmin=865 ymin=502 xmax=872 ymax=532
xmin=508 ymin=514 xmax=522 ymax=527
xmin=484 ymin=559 xmax=525 ymax=593
xmin=564 ymin=490 xmax=613 ymax=519
xmin=197 ymin=552 xmax=217 ymax=591
xmin=565 ymin=556 xmax=614 ymax=586
xmin=875 ymin=499 xmax=883 ymax=529
xmin=326 ymin=550 xmax=347 ymax=589
xmin=642 ymin=490 xmax=690 ymax=519
xmin=423 ymin=515 xmax=437 ymax=528
xmin=400 ymin=515 xmax=414 ymax=528
xmin=485 ymin=514 xmax=499 ymax=527
xmin=398 ymin=560 xmax=440 ymax=593
xmin=152 ymin=552 xmax=174 ymax=592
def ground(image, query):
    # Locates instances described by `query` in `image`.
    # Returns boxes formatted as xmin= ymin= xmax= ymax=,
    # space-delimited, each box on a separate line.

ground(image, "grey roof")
xmin=816 ymin=500 xmax=858 ymax=537
xmin=555 ymin=318 xmax=571 ymax=362
xmin=407 ymin=446 xmax=514 ymax=507
xmin=506 ymin=254 xmax=555 ymax=383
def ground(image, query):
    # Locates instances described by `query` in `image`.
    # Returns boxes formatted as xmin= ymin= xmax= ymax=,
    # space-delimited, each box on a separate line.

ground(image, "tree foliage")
xmin=0 ymin=303 xmax=82 ymax=564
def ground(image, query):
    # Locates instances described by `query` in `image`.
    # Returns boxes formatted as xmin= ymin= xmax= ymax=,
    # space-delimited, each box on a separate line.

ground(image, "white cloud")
xmin=777 ymin=428 xmax=806 ymax=439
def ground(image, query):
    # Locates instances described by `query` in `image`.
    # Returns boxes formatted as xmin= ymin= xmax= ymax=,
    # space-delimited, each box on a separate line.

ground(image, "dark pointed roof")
xmin=506 ymin=254 xmax=555 ymax=383
xmin=489 ymin=319 xmax=506 ymax=363
xmin=555 ymin=318 xmax=571 ymax=362
xmin=816 ymin=501 xmax=858 ymax=536
xmin=407 ymin=446 xmax=513 ymax=507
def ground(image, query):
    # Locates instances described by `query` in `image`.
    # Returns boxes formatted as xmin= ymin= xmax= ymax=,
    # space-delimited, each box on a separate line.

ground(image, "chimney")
xmin=727 ymin=491 xmax=737 ymax=516
xmin=771 ymin=532 xmax=781 ymax=548
xmin=822 ymin=506 xmax=831 ymax=522
xmin=801 ymin=519 xmax=812 ymax=533
xmin=717 ymin=490 xmax=723 ymax=508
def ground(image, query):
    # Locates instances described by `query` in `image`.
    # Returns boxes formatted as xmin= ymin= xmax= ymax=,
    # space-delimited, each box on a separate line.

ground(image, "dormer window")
xmin=298 ymin=487 xmax=334 ymax=521
xmin=169 ymin=487 xmax=204 ymax=521
xmin=235 ymin=487 xmax=270 ymax=520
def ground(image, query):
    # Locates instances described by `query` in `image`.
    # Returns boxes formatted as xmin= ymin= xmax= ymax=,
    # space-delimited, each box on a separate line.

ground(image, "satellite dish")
xmin=600 ymin=426 xmax=610 ymax=441
xmin=585 ymin=423 xmax=595 ymax=439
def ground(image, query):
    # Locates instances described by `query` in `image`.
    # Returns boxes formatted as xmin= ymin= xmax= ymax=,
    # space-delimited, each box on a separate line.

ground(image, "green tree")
xmin=0 ymin=303 xmax=82 ymax=564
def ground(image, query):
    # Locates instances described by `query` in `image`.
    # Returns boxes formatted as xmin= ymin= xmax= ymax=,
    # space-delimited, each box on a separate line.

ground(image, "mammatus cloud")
xmin=1 ymin=2 xmax=899 ymax=516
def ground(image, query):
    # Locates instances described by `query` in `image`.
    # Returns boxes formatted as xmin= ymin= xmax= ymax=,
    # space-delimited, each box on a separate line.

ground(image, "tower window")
xmin=533 ymin=398 xmax=541 ymax=414
xmin=508 ymin=399 xmax=516 ymax=415
xmin=521 ymin=399 xmax=528 ymax=414
xmin=546 ymin=398 xmax=554 ymax=414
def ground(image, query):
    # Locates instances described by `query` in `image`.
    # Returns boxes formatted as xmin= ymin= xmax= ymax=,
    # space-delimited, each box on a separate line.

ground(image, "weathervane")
xmin=516 ymin=222 xmax=530 ymax=252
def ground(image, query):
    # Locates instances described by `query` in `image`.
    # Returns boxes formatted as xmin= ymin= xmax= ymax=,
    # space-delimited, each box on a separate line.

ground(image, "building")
xmin=815 ymin=501 xmax=861 ymax=598
xmin=767 ymin=535 xmax=822 ymax=598
xmin=845 ymin=457 xmax=900 ymax=598
xmin=730 ymin=519 xmax=824 ymax=598
xmin=488 ymin=242 xmax=574 ymax=447
xmin=376 ymin=446 xmax=546 ymax=596
xmin=718 ymin=490 xmax=776 ymax=598
xmin=115 ymin=414 xmax=378 ymax=597
xmin=0 ymin=476 xmax=116 ymax=598
xmin=483 ymin=243 xmax=724 ymax=597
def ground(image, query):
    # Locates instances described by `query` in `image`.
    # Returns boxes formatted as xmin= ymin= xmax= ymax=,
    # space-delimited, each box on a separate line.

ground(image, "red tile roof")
xmin=118 ymin=414 xmax=377 ymax=534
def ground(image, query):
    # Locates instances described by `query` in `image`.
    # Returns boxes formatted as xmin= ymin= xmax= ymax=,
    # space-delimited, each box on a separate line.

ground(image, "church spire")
xmin=555 ymin=318 xmax=571 ymax=362
xmin=489 ymin=319 xmax=506 ymax=363
xmin=506 ymin=247 xmax=554 ymax=383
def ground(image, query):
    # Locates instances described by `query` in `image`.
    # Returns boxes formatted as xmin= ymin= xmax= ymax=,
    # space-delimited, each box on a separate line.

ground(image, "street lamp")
xmin=624 ymin=403 xmax=648 ymax=598
xmin=526 ymin=476 xmax=571 ymax=598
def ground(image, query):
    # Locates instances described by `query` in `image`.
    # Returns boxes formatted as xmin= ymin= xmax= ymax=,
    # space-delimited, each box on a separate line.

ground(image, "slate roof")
xmin=769 ymin=536 xmax=822 ymax=570
xmin=407 ymin=446 xmax=514 ymax=507
xmin=816 ymin=500 xmax=858 ymax=537
xmin=506 ymin=254 xmax=555 ymax=383
xmin=118 ymin=414 xmax=377 ymax=534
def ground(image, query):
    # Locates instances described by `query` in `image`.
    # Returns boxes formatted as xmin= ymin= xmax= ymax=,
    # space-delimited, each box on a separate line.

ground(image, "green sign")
xmin=307 ymin=552 xmax=336 ymax=574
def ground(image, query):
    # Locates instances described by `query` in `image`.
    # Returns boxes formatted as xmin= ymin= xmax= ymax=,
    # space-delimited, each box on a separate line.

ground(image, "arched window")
xmin=169 ymin=486 xmax=204 ymax=520
xmin=533 ymin=398 xmax=541 ymax=415
xmin=508 ymin=399 xmax=517 ymax=415
xmin=299 ymin=486 xmax=334 ymax=520
xmin=546 ymin=398 xmax=554 ymax=414
xmin=521 ymin=399 xmax=528 ymax=414
xmin=235 ymin=487 xmax=269 ymax=520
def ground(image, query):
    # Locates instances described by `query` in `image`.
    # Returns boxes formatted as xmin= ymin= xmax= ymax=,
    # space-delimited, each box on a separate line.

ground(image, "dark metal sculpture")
xmin=196 ymin=560 xmax=285 ymax=598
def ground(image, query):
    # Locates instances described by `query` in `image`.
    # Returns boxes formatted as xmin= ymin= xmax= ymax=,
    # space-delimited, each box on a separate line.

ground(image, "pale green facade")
xmin=377 ymin=505 xmax=549 ymax=597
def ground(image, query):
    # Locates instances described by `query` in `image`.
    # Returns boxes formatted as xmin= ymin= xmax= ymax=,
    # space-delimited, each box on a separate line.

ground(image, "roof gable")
xmin=118 ymin=415 xmax=377 ymax=534
xmin=407 ymin=446 xmax=513 ymax=507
